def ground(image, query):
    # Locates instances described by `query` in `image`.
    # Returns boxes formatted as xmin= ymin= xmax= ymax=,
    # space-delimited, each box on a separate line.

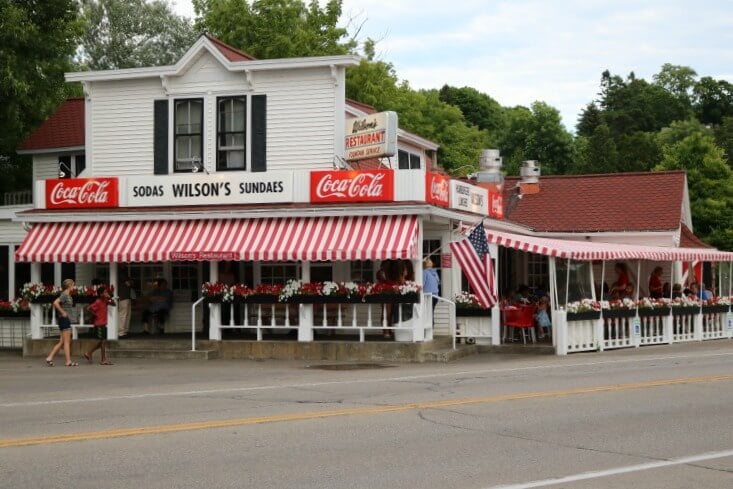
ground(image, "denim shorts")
xmin=58 ymin=316 xmax=71 ymax=330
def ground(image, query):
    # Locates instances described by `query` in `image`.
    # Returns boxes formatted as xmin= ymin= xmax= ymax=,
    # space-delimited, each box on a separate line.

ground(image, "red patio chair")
xmin=503 ymin=304 xmax=537 ymax=344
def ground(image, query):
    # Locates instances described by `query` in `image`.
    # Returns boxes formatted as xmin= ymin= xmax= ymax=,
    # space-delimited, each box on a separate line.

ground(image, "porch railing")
xmin=557 ymin=308 xmax=733 ymax=355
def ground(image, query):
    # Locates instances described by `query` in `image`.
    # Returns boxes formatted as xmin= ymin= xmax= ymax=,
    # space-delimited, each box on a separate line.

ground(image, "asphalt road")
xmin=2 ymin=341 xmax=733 ymax=489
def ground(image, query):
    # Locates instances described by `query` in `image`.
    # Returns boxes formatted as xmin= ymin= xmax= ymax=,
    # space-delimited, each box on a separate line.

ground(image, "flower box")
xmin=638 ymin=307 xmax=671 ymax=317
xmin=31 ymin=294 xmax=58 ymax=304
xmin=672 ymin=306 xmax=700 ymax=316
xmin=363 ymin=292 xmax=419 ymax=304
xmin=566 ymin=310 xmax=601 ymax=321
xmin=701 ymin=305 xmax=730 ymax=314
xmin=283 ymin=295 xmax=332 ymax=304
xmin=602 ymin=308 xmax=637 ymax=319
xmin=0 ymin=310 xmax=30 ymax=318
xmin=238 ymin=294 xmax=281 ymax=304
xmin=456 ymin=308 xmax=492 ymax=317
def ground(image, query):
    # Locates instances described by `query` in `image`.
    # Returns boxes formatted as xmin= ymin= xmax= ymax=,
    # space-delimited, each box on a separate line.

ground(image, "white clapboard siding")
xmin=0 ymin=221 xmax=27 ymax=244
xmin=33 ymin=153 xmax=61 ymax=182
xmin=166 ymin=53 xmax=246 ymax=94
xmin=90 ymin=78 xmax=164 ymax=176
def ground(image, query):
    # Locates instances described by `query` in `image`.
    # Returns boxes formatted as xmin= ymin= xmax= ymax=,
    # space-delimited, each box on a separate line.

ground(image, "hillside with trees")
xmin=2 ymin=0 xmax=732 ymax=248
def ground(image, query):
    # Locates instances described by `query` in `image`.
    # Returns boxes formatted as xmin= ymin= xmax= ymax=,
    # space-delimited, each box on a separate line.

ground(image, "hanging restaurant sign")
xmin=45 ymin=177 xmax=119 ymax=209
xmin=126 ymin=172 xmax=294 ymax=207
xmin=310 ymin=169 xmax=394 ymax=203
xmin=344 ymin=111 xmax=398 ymax=161
xmin=426 ymin=172 xmax=449 ymax=207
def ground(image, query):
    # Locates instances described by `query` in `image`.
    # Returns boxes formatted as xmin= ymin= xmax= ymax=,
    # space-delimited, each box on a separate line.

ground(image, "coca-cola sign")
xmin=310 ymin=170 xmax=394 ymax=203
xmin=425 ymin=172 xmax=449 ymax=207
xmin=45 ymin=178 xmax=119 ymax=209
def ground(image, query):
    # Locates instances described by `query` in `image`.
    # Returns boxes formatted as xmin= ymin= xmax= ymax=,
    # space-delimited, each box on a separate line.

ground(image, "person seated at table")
xmin=142 ymin=278 xmax=173 ymax=334
xmin=672 ymin=283 xmax=683 ymax=299
xmin=514 ymin=284 xmax=531 ymax=304
xmin=609 ymin=262 xmax=630 ymax=298
xmin=686 ymin=282 xmax=699 ymax=299
xmin=648 ymin=266 xmax=664 ymax=299
xmin=622 ymin=283 xmax=635 ymax=300
xmin=662 ymin=282 xmax=671 ymax=298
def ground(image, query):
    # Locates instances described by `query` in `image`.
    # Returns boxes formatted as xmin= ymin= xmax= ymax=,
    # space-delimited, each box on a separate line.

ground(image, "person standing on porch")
xmin=117 ymin=269 xmax=134 ymax=338
xmin=422 ymin=258 xmax=440 ymax=312
xmin=45 ymin=279 xmax=78 ymax=367
xmin=649 ymin=266 xmax=664 ymax=299
xmin=609 ymin=263 xmax=630 ymax=298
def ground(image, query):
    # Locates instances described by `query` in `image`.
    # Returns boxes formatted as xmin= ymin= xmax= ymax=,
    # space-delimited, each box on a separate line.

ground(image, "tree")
xmin=0 ymin=0 xmax=83 ymax=194
xmin=193 ymin=0 xmax=356 ymax=59
xmin=692 ymin=76 xmax=733 ymax=126
xmin=437 ymin=85 xmax=505 ymax=143
xmin=714 ymin=116 xmax=733 ymax=169
xmin=78 ymin=0 xmax=197 ymax=70
xmin=570 ymin=124 xmax=617 ymax=174
xmin=656 ymin=133 xmax=733 ymax=250
xmin=576 ymin=102 xmax=602 ymax=138
xmin=653 ymin=64 xmax=697 ymax=108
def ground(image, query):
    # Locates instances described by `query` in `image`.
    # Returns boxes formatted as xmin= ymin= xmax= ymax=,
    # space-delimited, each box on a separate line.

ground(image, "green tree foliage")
xmin=78 ymin=0 xmax=197 ymax=70
xmin=499 ymin=103 xmax=573 ymax=176
xmin=437 ymin=85 xmax=505 ymax=144
xmin=0 ymin=0 xmax=83 ymax=194
xmin=576 ymin=102 xmax=602 ymax=137
xmin=193 ymin=0 xmax=355 ymax=59
xmin=570 ymin=124 xmax=617 ymax=174
xmin=714 ymin=116 xmax=733 ymax=170
xmin=692 ymin=76 xmax=733 ymax=126
xmin=653 ymin=63 xmax=696 ymax=109
xmin=656 ymin=133 xmax=733 ymax=250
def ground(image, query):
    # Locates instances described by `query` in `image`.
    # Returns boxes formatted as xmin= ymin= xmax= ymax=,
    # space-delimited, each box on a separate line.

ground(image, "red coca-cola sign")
xmin=310 ymin=170 xmax=394 ymax=203
xmin=45 ymin=178 xmax=119 ymax=209
xmin=425 ymin=172 xmax=449 ymax=207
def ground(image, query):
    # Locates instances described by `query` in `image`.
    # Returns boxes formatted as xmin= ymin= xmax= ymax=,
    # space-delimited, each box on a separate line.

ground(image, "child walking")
xmin=534 ymin=296 xmax=552 ymax=340
xmin=83 ymin=287 xmax=114 ymax=365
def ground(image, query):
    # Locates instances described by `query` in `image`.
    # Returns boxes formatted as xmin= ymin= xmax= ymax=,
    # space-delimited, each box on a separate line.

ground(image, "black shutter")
xmin=154 ymin=100 xmax=169 ymax=175
xmin=251 ymin=95 xmax=266 ymax=172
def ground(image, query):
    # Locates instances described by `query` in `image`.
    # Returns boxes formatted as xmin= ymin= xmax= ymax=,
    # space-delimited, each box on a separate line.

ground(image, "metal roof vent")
xmin=520 ymin=160 xmax=540 ymax=184
xmin=476 ymin=149 xmax=503 ymax=183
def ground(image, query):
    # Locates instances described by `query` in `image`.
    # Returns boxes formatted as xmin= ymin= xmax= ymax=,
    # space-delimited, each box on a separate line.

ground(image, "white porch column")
xmin=208 ymin=260 xmax=221 ymax=341
xmin=7 ymin=246 xmax=15 ymax=300
xmin=555 ymin=310 xmax=568 ymax=355
xmin=413 ymin=229 xmax=424 ymax=342
xmin=30 ymin=263 xmax=42 ymax=339
xmin=491 ymin=246 xmax=500 ymax=345
xmin=108 ymin=262 xmax=118 ymax=340
xmin=299 ymin=261 xmax=313 ymax=342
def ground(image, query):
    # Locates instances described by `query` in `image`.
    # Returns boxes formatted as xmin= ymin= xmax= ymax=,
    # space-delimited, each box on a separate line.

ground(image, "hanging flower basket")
xmin=566 ymin=310 xmax=601 ymax=321
xmin=701 ymin=305 xmax=729 ymax=314
xmin=456 ymin=308 xmax=492 ymax=317
xmin=602 ymin=308 xmax=637 ymax=319
xmin=637 ymin=307 xmax=671 ymax=317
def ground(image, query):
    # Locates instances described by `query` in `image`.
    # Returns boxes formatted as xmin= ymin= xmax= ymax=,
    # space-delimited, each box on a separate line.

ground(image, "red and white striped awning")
xmin=15 ymin=216 xmax=419 ymax=263
xmin=483 ymin=229 xmax=733 ymax=262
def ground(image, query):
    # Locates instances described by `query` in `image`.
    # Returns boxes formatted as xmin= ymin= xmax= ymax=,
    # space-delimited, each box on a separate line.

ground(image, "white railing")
xmin=557 ymin=308 xmax=733 ymax=356
xmin=213 ymin=296 xmax=432 ymax=343
xmin=191 ymin=297 xmax=205 ymax=351
xmin=0 ymin=317 xmax=31 ymax=349
xmin=31 ymin=303 xmax=94 ymax=340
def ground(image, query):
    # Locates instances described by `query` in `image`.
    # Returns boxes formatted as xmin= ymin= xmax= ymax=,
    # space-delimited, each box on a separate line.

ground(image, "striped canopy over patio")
xmin=483 ymin=229 xmax=733 ymax=262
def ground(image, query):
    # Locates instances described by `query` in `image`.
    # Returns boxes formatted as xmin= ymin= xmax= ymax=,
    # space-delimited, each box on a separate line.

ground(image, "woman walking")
xmin=45 ymin=279 xmax=78 ymax=367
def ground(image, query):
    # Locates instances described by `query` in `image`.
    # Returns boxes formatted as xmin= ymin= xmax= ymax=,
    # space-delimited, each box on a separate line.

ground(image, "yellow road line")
xmin=2 ymin=373 xmax=732 ymax=449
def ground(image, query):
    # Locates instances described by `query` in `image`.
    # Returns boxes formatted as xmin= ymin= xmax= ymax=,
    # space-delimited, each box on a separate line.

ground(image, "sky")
xmin=171 ymin=0 xmax=733 ymax=132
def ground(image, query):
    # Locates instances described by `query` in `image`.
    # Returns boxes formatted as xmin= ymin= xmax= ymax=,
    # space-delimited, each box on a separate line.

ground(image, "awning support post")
xmin=108 ymin=262 xmax=118 ymax=340
xmin=208 ymin=260 xmax=221 ymax=341
xmin=30 ymin=263 xmax=42 ymax=339
xmin=298 ymin=261 xmax=313 ymax=342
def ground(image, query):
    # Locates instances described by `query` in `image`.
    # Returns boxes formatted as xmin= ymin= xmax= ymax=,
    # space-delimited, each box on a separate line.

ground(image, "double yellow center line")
xmin=2 ymin=373 xmax=732 ymax=448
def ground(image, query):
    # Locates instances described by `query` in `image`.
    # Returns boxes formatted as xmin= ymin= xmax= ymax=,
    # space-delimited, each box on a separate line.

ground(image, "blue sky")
xmin=172 ymin=0 xmax=733 ymax=131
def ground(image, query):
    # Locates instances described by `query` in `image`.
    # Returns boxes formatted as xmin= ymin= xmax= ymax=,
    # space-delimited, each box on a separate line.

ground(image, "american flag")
xmin=450 ymin=223 xmax=497 ymax=308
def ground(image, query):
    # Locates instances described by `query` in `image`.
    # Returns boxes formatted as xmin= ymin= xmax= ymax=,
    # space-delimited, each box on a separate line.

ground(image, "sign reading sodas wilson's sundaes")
xmin=126 ymin=172 xmax=294 ymax=207
xmin=45 ymin=178 xmax=119 ymax=209
xmin=344 ymin=111 xmax=398 ymax=161
xmin=425 ymin=172 xmax=449 ymax=207
xmin=310 ymin=170 xmax=394 ymax=203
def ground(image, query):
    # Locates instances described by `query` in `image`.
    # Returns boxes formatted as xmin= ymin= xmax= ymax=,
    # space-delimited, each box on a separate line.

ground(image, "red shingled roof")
xmin=502 ymin=171 xmax=687 ymax=233
xmin=205 ymin=34 xmax=256 ymax=62
xmin=18 ymin=98 xmax=85 ymax=152
xmin=346 ymin=98 xmax=377 ymax=114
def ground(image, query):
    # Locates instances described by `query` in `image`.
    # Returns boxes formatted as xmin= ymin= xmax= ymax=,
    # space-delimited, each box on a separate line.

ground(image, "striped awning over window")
xmin=15 ymin=216 xmax=419 ymax=263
